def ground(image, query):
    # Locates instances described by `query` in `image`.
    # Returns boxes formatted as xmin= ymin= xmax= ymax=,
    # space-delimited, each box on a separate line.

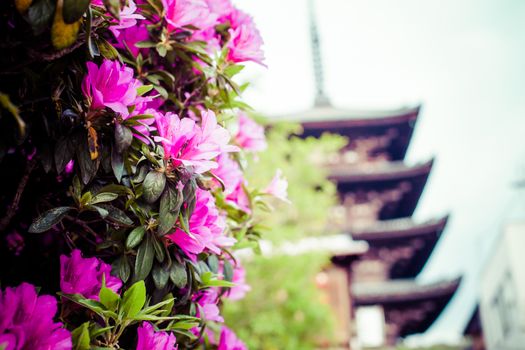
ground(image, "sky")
xmin=233 ymin=0 xmax=525 ymax=345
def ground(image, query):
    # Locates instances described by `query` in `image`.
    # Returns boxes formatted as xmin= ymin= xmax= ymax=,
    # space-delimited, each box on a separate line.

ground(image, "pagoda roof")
xmin=284 ymin=104 xmax=421 ymax=161
xmin=282 ymin=104 xmax=420 ymax=125
xmin=330 ymin=160 xmax=434 ymax=220
xmin=463 ymin=305 xmax=482 ymax=336
xmin=350 ymin=216 xmax=448 ymax=241
xmin=352 ymin=278 xmax=461 ymax=337
xmin=349 ymin=216 xmax=449 ymax=278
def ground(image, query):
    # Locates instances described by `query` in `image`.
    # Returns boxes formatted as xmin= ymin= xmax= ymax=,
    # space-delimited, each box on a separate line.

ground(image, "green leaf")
xmin=102 ymin=0 xmax=120 ymax=19
xmin=223 ymin=64 xmax=244 ymax=78
xmin=71 ymin=322 xmax=91 ymax=350
xmin=154 ymin=85 xmax=168 ymax=99
xmin=28 ymin=206 xmax=73 ymax=233
xmin=157 ymin=185 xmax=183 ymax=236
xmin=97 ymin=37 xmax=120 ymax=60
xmin=152 ymin=236 xmax=166 ymax=263
xmin=141 ymin=295 xmax=175 ymax=315
xmin=134 ymin=234 xmax=154 ymax=280
xmin=54 ymin=136 xmax=75 ymax=174
xmin=223 ymin=258 xmax=234 ymax=282
xmin=62 ymin=0 xmax=90 ymax=23
xmin=90 ymin=205 xmax=109 ymax=218
xmin=99 ymin=286 xmax=120 ymax=312
xmin=115 ymin=255 xmax=131 ymax=283
xmin=169 ymin=262 xmax=187 ymax=289
xmin=137 ymin=85 xmax=154 ymax=96
xmin=201 ymin=272 xmax=235 ymax=288
xmin=152 ymin=264 xmax=169 ymax=289
xmin=111 ymin=145 xmax=124 ymax=183
xmin=142 ymin=171 xmax=166 ymax=203
xmin=114 ymin=123 xmax=133 ymax=154
xmin=60 ymin=294 xmax=112 ymax=318
xmin=159 ymin=294 xmax=174 ymax=317
xmin=77 ymin=133 xmax=99 ymax=184
xmin=98 ymin=204 xmax=134 ymax=226
xmin=134 ymin=41 xmax=157 ymax=48
xmin=207 ymin=255 xmax=219 ymax=274
xmin=27 ymin=0 xmax=56 ymax=35
xmin=125 ymin=226 xmax=146 ymax=249
xmin=90 ymin=192 xmax=119 ymax=205
xmin=121 ymin=280 xmax=146 ymax=318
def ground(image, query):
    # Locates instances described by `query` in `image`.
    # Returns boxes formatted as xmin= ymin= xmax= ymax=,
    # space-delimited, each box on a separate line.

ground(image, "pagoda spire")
xmin=308 ymin=0 xmax=330 ymax=107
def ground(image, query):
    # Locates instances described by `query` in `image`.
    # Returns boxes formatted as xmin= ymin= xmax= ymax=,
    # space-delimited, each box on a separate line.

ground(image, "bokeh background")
xmin=231 ymin=0 xmax=525 ymax=346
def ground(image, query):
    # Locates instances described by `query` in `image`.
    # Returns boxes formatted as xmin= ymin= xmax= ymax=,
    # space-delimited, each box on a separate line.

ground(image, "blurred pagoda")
xmin=282 ymin=0 xmax=462 ymax=348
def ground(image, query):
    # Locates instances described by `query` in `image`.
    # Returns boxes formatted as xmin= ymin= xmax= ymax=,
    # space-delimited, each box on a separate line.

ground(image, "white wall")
xmin=480 ymin=222 xmax=525 ymax=350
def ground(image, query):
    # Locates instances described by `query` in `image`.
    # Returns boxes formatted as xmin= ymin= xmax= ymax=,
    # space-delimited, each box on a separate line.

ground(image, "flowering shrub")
xmin=0 ymin=0 xmax=282 ymax=349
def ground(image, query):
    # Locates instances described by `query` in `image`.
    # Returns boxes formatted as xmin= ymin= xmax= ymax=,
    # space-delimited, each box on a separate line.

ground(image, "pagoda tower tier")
xmin=330 ymin=160 xmax=434 ymax=222
xmin=352 ymin=278 xmax=461 ymax=339
xmin=347 ymin=216 xmax=449 ymax=279
xmin=288 ymin=105 xmax=420 ymax=162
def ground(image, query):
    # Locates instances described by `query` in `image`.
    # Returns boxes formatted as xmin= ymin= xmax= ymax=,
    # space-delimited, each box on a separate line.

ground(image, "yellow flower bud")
xmin=51 ymin=0 xmax=81 ymax=50
xmin=15 ymin=0 xmax=32 ymax=13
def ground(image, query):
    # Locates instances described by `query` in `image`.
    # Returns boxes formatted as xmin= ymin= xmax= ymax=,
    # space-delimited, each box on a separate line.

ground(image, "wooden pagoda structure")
xmin=285 ymin=1 xmax=462 ymax=347
xmin=296 ymin=105 xmax=461 ymax=348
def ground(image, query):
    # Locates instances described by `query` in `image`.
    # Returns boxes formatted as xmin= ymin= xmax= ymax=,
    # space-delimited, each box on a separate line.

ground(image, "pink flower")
xmin=225 ymin=10 xmax=265 ymax=65
xmin=212 ymin=154 xmax=242 ymax=196
xmin=212 ymin=154 xmax=251 ymax=213
xmin=161 ymin=0 xmax=215 ymax=32
xmin=108 ymin=0 xmax=145 ymax=38
xmin=168 ymin=189 xmax=233 ymax=260
xmin=224 ymin=260 xmax=250 ymax=301
xmin=114 ymin=23 xmax=150 ymax=57
xmin=218 ymin=326 xmax=246 ymax=350
xmin=234 ymin=113 xmax=267 ymax=152
xmin=154 ymin=110 xmax=237 ymax=174
xmin=0 ymin=283 xmax=72 ymax=350
xmin=264 ymin=169 xmax=290 ymax=203
xmin=227 ymin=182 xmax=251 ymax=213
xmin=136 ymin=322 xmax=177 ymax=350
xmin=193 ymin=289 xmax=223 ymax=322
xmin=64 ymin=160 xmax=74 ymax=174
xmin=60 ymin=249 xmax=122 ymax=300
xmin=82 ymin=60 xmax=141 ymax=117
xmin=205 ymin=0 xmax=233 ymax=18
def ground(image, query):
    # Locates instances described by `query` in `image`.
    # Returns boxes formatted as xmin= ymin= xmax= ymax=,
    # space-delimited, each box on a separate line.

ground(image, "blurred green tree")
xmin=223 ymin=122 xmax=348 ymax=349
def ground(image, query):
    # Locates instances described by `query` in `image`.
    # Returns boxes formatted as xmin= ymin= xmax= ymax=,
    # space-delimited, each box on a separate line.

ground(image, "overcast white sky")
xmin=233 ymin=0 xmax=525 ymax=345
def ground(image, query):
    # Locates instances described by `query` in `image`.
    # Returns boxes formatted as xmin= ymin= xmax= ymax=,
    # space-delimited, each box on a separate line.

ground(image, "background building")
xmin=478 ymin=222 xmax=525 ymax=350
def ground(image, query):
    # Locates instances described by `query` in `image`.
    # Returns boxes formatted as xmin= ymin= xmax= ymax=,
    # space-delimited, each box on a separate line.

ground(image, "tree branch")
xmin=0 ymin=157 xmax=37 ymax=232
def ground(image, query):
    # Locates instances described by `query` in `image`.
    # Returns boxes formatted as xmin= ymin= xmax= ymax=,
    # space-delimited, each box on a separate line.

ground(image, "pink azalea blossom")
xmin=168 ymin=189 xmax=233 ymax=260
xmin=154 ymin=110 xmax=237 ymax=174
xmin=212 ymin=154 xmax=251 ymax=213
xmin=205 ymin=0 xmax=233 ymax=18
xmin=60 ymin=249 xmax=122 ymax=300
xmin=107 ymin=0 xmax=145 ymax=38
xmin=227 ymin=181 xmax=251 ymax=213
xmin=64 ymin=160 xmax=74 ymax=174
xmin=114 ymin=23 xmax=150 ymax=57
xmin=212 ymin=154 xmax=242 ymax=196
xmin=223 ymin=9 xmax=265 ymax=65
xmin=161 ymin=0 xmax=215 ymax=32
xmin=224 ymin=260 xmax=250 ymax=301
xmin=82 ymin=59 xmax=141 ymax=117
xmin=217 ymin=326 xmax=246 ymax=350
xmin=193 ymin=289 xmax=223 ymax=322
xmin=0 ymin=283 xmax=72 ymax=350
xmin=264 ymin=169 xmax=290 ymax=203
xmin=136 ymin=322 xmax=177 ymax=350
xmin=234 ymin=113 xmax=267 ymax=152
